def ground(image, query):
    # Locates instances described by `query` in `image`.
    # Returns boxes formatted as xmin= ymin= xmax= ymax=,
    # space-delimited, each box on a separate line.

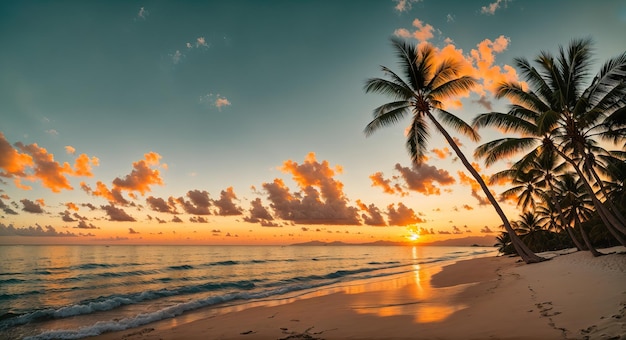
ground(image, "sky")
xmin=1 ymin=0 xmax=625 ymax=245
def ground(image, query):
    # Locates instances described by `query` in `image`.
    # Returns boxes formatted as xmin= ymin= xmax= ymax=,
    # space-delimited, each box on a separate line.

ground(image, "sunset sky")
xmin=1 ymin=0 xmax=624 ymax=245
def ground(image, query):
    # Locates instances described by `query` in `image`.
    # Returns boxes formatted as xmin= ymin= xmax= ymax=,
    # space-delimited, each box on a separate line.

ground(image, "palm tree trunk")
xmin=584 ymin=159 xmax=626 ymax=228
xmin=427 ymin=112 xmax=545 ymax=263
xmin=554 ymin=148 xmax=626 ymax=234
xmin=547 ymin=182 xmax=584 ymax=251
xmin=574 ymin=214 xmax=603 ymax=257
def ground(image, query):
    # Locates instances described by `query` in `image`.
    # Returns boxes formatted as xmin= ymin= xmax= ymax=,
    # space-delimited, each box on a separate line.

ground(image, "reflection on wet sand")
xmin=350 ymin=246 xmax=472 ymax=323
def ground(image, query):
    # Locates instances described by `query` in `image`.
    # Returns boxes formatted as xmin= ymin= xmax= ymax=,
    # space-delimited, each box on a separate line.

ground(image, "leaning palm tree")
xmin=364 ymin=37 xmax=544 ymax=263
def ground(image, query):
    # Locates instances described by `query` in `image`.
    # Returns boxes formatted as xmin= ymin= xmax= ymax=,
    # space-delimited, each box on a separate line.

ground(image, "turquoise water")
xmin=0 ymin=245 xmax=496 ymax=339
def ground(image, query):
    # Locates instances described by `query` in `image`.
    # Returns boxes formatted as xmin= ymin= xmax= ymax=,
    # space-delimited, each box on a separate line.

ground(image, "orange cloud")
xmin=112 ymin=152 xmax=164 ymax=195
xmin=394 ymin=18 xmax=435 ymax=42
xmin=65 ymin=146 xmax=76 ymax=155
xmin=73 ymin=154 xmax=99 ymax=177
xmin=65 ymin=202 xmax=80 ymax=211
xmin=263 ymin=153 xmax=360 ymax=225
xmin=393 ymin=18 xmax=524 ymax=108
xmin=355 ymin=199 xmax=386 ymax=226
xmin=0 ymin=132 xmax=33 ymax=178
xmin=386 ymin=202 xmax=424 ymax=226
xmin=394 ymin=163 xmax=455 ymax=196
xmin=369 ymin=171 xmax=406 ymax=196
xmin=213 ymin=187 xmax=243 ymax=216
xmin=431 ymin=147 xmax=451 ymax=159
xmin=15 ymin=142 xmax=74 ymax=192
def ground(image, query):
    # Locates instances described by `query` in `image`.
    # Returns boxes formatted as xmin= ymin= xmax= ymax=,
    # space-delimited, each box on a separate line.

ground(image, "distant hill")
xmin=290 ymin=236 xmax=496 ymax=247
xmin=418 ymin=235 xmax=497 ymax=247
xmin=291 ymin=240 xmax=409 ymax=246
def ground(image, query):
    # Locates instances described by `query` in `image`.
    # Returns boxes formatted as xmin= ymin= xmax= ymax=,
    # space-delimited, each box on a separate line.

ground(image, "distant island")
xmin=291 ymin=235 xmax=497 ymax=247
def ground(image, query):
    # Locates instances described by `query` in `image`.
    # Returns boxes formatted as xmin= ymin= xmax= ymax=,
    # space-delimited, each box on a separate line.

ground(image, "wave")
xmin=0 ymin=279 xmax=259 ymax=331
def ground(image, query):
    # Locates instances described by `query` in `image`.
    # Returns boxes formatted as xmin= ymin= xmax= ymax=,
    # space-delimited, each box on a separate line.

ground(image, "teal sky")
xmin=1 ymin=0 xmax=624 ymax=244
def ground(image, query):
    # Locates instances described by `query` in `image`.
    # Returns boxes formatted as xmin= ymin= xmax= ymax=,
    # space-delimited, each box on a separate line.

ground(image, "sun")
xmin=406 ymin=225 xmax=422 ymax=242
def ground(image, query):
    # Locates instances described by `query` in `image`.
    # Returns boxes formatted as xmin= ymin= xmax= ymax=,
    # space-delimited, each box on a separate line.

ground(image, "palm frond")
xmin=472 ymin=112 xmax=538 ymax=135
xmin=364 ymin=104 xmax=411 ymax=136
xmin=436 ymin=109 xmax=480 ymax=142
xmin=475 ymin=137 xmax=538 ymax=166
xmin=406 ymin=114 xmax=430 ymax=165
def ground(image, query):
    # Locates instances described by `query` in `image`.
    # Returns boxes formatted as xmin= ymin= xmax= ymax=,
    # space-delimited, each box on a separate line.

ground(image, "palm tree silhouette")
xmin=474 ymin=38 xmax=626 ymax=248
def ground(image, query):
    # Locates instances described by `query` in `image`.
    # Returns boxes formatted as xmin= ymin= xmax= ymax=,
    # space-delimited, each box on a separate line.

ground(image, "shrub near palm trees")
xmin=364 ymin=37 xmax=545 ymax=263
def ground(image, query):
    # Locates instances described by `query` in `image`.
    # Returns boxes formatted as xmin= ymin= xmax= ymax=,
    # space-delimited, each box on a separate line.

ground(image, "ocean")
xmin=0 ymin=244 xmax=496 ymax=339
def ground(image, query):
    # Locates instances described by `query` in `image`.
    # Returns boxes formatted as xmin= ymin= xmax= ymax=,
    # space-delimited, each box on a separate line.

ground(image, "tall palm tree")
xmin=473 ymin=38 xmax=626 ymax=242
xmin=364 ymin=37 xmax=545 ymax=263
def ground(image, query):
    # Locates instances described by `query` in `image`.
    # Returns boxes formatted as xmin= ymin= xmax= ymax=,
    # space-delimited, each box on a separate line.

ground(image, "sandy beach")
xmin=92 ymin=247 xmax=626 ymax=340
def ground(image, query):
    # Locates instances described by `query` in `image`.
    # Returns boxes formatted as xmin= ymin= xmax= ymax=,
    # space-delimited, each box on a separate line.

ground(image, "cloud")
xmin=472 ymin=95 xmax=493 ymax=110
xmin=73 ymin=154 xmax=99 ymax=177
xmin=446 ymin=14 xmax=455 ymax=22
xmin=177 ymin=190 xmax=211 ymax=215
xmin=3 ymin=137 xmax=98 ymax=192
xmin=480 ymin=226 xmax=494 ymax=233
xmin=462 ymin=204 xmax=474 ymax=210
xmin=243 ymin=197 xmax=274 ymax=224
xmin=171 ymin=50 xmax=184 ymax=64
xmin=392 ymin=18 xmax=521 ymax=104
xmin=262 ymin=153 xmax=360 ymax=225
xmin=83 ymin=152 xmax=163 ymax=205
xmin=65 ymin=202 xmax=79 ymax=211
xmin=129 ymin=228 xmax=140 ymax=234
xmin=394 ymin=18 xmax=434 ymax=42
xmin=394 ymin=163 xmax=455 ymax=196
xmin=14 ymin=142 xmax=74 ymax=192
xmin=431 ymin=147 xmax=451 ymax=159
xmin=172 ymin=216 xmax=183 ymax=223
xmin=393 ymin=0 xmax=421 ymax=12
xmin=452 ymin=225 xmax=463 ymax=234
xmin=60 ymin=210 xmax=76 ymax=222
xmin=75 ymin=220 xmax=98 ymax=229
xmin=213 ymin=187 xmax=244 ymax=216
xmin=20 ymin=199 xmax=44 ymax=214
xmin=457 ymin=168 xmax=490 ymax=205
xmin=112 ymin=152 xmax=164 ymax=195
xmin=356 ymin=199 xmax=387 ymax=226
xmin=81 ymin=181 xmax=128 ymax=205
xmin=369 ymin=172 xmax=407 ymax=196
xmin=196 ymin=36 xmax=208 ymax=48
xmin=0 ymin=132 xmax=33 ymax=177
xmin=65 ymin=146 xmax=76 ymax=155
xmin=137 ymin=7 xmax=148 ymax=19
xmin=189 ymin=216 xmax=208 ymax=223
xmin=101 ymin=204 xmax=136 ymax=222
xmin=0 ymin=223 xmax=77 ymax=237
xmin=45 ymin=129 xmax=58 ymax=136
xmin=386 ymin=202 xmax=424 ymax=226
xmin=481 ymin=0 xmax=508 ymax=15
xmin=200 ymin=93 xmax=231 ymax=111
xmin=146 ymin=196 xmax=178 ymax=214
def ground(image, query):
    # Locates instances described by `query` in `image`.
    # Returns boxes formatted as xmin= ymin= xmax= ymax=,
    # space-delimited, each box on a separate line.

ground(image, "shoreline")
xmin=91 ymin=247 xmax=625 ymax=340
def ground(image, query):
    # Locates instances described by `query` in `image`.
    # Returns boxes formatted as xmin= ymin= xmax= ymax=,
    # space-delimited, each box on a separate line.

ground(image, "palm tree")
xmin=513 ymin=211 xmax=552 ymax=252
xmin=473 ymin=38 xmax=626 ymax=243
xmin=364 ymin=37 xmax=545 ymax=263
xmin=557 ymin=173 xmax=604 ymax=256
